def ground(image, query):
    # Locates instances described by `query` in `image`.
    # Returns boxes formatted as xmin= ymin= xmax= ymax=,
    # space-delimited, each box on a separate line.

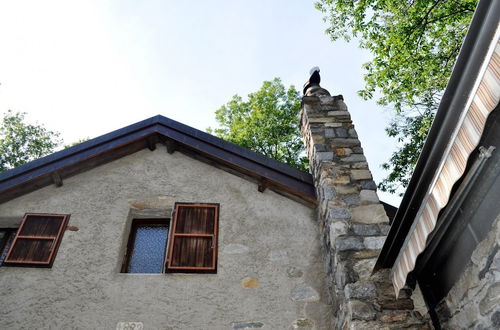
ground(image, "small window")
xmin=121 ymin=219 xmax=169 ymax=273
xmin=166 ymin=203 xmax=219 ymax=273
xmin=4 ymin=213 xmax=70 ymax=267
xmin=121 ymin=203 xmax=219 ymax=274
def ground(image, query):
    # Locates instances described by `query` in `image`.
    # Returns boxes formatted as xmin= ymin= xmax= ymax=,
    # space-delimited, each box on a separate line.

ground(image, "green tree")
xmin=209 ymin=78 xmax=308 ymax=171
xmin=0 ymin=110 xmax=61 ymax=173
xmin=316 ymin=0 xmax=478 ymax=193
xmin=64 ymin=137 xmax=90 ymax=149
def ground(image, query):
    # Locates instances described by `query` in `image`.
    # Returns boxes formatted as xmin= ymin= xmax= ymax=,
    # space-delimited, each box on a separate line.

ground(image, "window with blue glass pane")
xmin=123 ymin=219 xmax=169 ymax=273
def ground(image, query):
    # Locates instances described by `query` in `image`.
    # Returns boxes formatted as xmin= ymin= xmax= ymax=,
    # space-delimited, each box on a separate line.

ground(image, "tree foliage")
xmin=0 ymin=110 xmax=61 ymax=173
xmin=209 ymin=78 xmax=308 ymax=171
xmin=316 ymin=0 xmax=478 ymax=193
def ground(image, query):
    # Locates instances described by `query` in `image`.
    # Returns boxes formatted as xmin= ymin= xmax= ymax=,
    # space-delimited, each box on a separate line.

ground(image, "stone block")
xmin=351 ymin=170 xmax=372 ymax=181
xmin=313 ymin=143 xmax=327 ymax=152
xmin=286 ymin=266 xmax=304 ymax=278
xmin=335 ymin=185 xmax=359 ymax=195
xmin=316 ymin=152 xmax=333 ymax=161
xmin=351 ymin=204 xmax=389 ymax=224
xmin=379 ymin=224 xmax=391 ymax=235
xmin=364 ymin=236 xmax=386 ymax=250
xmin=377 ymin=299 xmax=414 ymax=310
xmin=327 ymin=111 xmax=350 ymax=117
xmin=492 ymin=311 xmax=500 ymax=328
xmin=308 ymin=117 xmax=337 ymax=123
xmin=348 ymin=300 xmax=377 ymax=321
xmin=291 ymin=318 xmax=314 ymax=329
xmin=352 ymin=146 xmax=364 ymax=153
xmin=325 ymin=122 xmax=343 ymax=127
xmin=342 ymin=194 xmax=361 ymax=206
xmin=335 ymin=236 xmax=364 ymax=251
xmin=336 ymin=148 xmax=353 ymax=156
xmin=479 ymin=282 xmax=500 ymax=315
xmin=345 ymin=283 xmax=377 ymax=299
xmin=329 ymin=220 xmax=349 ymax=242
xmin=353 ymin=250 xmax=380 ymax=259
xmin=379 ymin=311 xmax=411 ymax=323
xmin=232 ymin=321 xmax=264 ymax=329
xmin=342 ymin=154 xmax=367 ymax=163
xmin=349 ymin=128 xmax=358 ymax=138
xmin=333 ymin=175 xmax=351 ymax=185
xmin=353 ymin=258 xmax=377 ymax=280
xmin=352 ymin=162 xmax=369 ymax=169
xmin=302 ymin=96 xmax=321 ymax=105
xmin=325 ymin=128 xmax=335 ymax=138
xmin=323 ymin=97 xmax=348 ymax=111
xmin=331 ymin=138 xmax=361 ymax=147
xmin=322 ymin=186 xmax=336 ymax=200
xmin=360 ymin=190 xmax=380 ymax=204
xmin=335 ymin=128 xmax=348 ymax=137
xmin=328 ymin=208 xmax=351 ymax=220
xmin=311 ymin=135 xmax=325 ymax=144
xmin=349 ymin=321 xmax=387 ymax=330
xmin=291 ymin=284 xmax=320 ymax=301
xmin=352 ymin=224 xmax=380 ymax=236
xmin=360 ymin=180 xmax=378 ymax=190
xmin=241 ymin=277 xmax=260 ymax=289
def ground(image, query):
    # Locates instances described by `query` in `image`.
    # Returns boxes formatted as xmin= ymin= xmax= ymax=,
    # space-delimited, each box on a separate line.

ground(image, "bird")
xmin=303 ymin=66 xmax=321 ymax=95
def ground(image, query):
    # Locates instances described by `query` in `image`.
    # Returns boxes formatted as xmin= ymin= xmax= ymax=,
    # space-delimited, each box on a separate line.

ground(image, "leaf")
xmin=316 ymin=0 xmax=477 ymax=191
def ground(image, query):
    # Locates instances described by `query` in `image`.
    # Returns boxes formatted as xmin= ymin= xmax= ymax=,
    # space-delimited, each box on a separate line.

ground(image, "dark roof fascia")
xmin=374 ymin=0 xmax=500 ymax=271
xmin=0 ymin=115 xmax=316 ymax=205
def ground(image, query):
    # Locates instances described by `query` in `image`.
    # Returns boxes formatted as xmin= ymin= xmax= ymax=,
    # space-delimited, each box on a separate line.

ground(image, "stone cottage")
xmin=1 ymin=1 xmax=498 ymax=329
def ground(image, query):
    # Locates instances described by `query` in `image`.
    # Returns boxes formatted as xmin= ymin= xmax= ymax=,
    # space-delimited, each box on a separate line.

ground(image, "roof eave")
xmin=0 ymin=115 xmax=317 ymax=207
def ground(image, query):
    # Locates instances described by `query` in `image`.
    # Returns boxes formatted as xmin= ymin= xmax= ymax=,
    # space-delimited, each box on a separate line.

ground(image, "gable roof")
xmin=0 ymin=115 xmax=317 ymax=206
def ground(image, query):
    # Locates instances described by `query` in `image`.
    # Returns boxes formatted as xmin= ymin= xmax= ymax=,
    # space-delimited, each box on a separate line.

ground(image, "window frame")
xmin=166 ymin=203 xmax=219 ymax=273
xmin=4 ymin=213 xmax=70 ymax=267
xmin=0 ymin=228 xmax=17 ymax=265
xmin=121 ymin=218 xmax=170 ymax=274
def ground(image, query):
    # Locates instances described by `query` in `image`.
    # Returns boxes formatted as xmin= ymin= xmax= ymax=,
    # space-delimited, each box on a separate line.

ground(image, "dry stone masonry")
xmin=436 ymin=213 xmax=500 ymax=329
xmin=300 ymin=87 xmax=430 ymax=329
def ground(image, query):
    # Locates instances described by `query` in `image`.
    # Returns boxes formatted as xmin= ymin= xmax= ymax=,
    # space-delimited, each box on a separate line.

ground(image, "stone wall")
xmin=300 ymin=91 xmax=430 ymax=329
xmin=436 ymin=213 xmax=500 ymax=329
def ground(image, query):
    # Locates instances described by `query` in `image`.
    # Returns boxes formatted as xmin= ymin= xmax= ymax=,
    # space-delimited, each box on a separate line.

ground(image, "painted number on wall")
xmin=116 ymin=322 xmax=143 ymax=330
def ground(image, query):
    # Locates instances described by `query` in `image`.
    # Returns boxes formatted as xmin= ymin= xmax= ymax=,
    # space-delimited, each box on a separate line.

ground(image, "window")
xmin=121 ymin=219 xmax=169 ymax=273
xmin=4 ymin=213 xmax=70 ymax=267
xmin=121 ymin=203 xmax=219 ymax=274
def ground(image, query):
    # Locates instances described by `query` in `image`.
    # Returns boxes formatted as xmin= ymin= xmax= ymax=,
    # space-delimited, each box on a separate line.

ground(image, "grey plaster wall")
xmin=0 ymin=146 xmax=332 ymax=330
xmin=437 ymin=213 xmax=500 ymax=329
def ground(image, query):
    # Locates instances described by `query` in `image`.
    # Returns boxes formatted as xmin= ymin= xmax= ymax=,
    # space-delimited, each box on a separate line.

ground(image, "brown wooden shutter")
xmin=5 ymin=213 xmax=70 ymax=267
xmin=166 ymin=203 xmax=219 ymax=272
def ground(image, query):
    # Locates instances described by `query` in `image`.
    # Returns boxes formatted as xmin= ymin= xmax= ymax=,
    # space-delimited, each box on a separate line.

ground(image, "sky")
xmin=0 ymin=0 xmax=402 ymax=206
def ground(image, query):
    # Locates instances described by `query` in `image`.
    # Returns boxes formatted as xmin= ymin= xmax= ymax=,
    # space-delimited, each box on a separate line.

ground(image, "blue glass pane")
xmin=128 ymin=225 xmax=168 ymax=273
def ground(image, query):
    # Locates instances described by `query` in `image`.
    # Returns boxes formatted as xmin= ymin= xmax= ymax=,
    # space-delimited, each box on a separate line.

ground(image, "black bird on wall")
xmin=303 ymin=66 xmax=329 ymax=96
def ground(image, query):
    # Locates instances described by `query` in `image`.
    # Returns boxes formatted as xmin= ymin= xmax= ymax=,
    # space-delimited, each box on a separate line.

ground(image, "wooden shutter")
xmin=166 ymin=203 xmax=219 ymax=272
xmin=4 ymin=213 xmax=70 ymax=267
